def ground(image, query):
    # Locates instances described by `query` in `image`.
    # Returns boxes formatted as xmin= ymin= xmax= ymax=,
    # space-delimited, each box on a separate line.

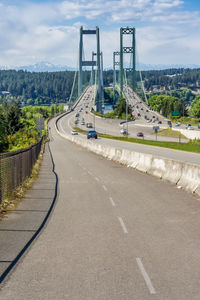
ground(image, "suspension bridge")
xmin=1 ymin=25 xmax=200 ymax=300
xmin=69 ymin=26 xmax=146 ymax=113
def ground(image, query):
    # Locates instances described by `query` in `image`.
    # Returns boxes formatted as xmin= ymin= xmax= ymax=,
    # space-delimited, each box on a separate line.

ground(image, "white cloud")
xmin=0 ymin=0 xmax=199 ymax=67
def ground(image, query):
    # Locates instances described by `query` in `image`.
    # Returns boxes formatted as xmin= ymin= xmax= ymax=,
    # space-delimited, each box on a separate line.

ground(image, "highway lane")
xmin=72 ymin=86 xmax=189 ymax=142
xmin=59 ymin=109 xmax=200 ymax=166
xmin=1 ymin=118 xmax=200 ymax=299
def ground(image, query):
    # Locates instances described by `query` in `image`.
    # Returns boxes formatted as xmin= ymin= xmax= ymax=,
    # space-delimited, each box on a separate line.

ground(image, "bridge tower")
xmin=78 ymin=26 xmax=103 ymax=112
xmin=119 ymin=27 xmax=136 ymax=94
xmin=113 ymin=51 xmax=120 ymax=104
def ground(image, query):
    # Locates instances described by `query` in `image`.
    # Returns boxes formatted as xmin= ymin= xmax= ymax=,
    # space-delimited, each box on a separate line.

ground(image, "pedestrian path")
xmin=0 ymin=143 xmax=57 ymax=283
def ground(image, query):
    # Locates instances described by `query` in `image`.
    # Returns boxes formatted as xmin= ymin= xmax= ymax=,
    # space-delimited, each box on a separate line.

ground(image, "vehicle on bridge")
xmin=87 ymin=130 xmax=98 ymax=139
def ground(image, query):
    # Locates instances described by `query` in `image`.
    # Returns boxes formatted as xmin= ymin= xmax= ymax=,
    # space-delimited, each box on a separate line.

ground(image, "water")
xmin=103 ymin=104 xmax=113 ymax=114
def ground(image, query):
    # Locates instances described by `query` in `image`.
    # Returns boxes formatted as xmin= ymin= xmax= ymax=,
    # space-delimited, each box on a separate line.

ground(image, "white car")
xmin=71 ymin=130 xmax=78 ymax=135
xmin=188 ymin=126 xmax=194 ymax=130
xmin=120 ymin=128 xmax=127 ymax=134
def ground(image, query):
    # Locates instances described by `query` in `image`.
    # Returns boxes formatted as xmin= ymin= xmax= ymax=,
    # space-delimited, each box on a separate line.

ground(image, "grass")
xmin=74 ymin=127 xmax=200 ymax=154
xmin=156 ymin=128 xmax=186 ymax=139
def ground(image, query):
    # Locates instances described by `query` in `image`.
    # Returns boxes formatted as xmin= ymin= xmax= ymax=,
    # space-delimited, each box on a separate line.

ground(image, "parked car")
xmin=71 ymin=130 xmax=78 ymax=135
xmin=175 ymin=122 xmax=181 ymax=126
xmin=87 ymin=130 xmax=97 ymax=139
xmin=158 ymin=121 xmax=162 ymax=124
xmin=75 ymin=113 xmax=79 ymax=117
xmin=137 ymin=132 xmax=144 ymax=137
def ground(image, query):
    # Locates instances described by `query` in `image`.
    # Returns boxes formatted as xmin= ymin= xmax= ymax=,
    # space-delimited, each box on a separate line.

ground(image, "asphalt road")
xmin=60 ymin=106 xmax=200 ymax=166
xmin=1 ymin=118 xmax=200 ymax=299
xmin=71 ymin=86 xmax=190 ymax=142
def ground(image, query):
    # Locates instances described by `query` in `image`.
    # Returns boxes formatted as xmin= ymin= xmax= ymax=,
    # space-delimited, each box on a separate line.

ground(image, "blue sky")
xmin=0 ymin=0 xmax=200 ymax=68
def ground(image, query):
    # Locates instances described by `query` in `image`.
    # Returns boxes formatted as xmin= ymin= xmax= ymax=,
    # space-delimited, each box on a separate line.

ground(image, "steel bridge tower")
xmin=91 ymin=52 xmax=104 ymax=108
xmin=119 ymin=27 xmax=136 ymax=94
xmin=78 ymin=26 xmax=103 ymax=112
xmin=113 ymin=51 xmax=120 ymax=104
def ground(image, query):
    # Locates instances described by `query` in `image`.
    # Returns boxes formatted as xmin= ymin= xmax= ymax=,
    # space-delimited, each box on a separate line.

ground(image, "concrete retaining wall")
xmin=172 ymin=128 xmax=200 ymax=140
xmin=56 ymin=122 xmax=200 ymax=198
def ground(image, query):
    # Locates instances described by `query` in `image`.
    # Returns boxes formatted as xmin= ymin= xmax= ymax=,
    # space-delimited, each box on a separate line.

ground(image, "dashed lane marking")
xmin=118 ymin=217 xmax=128 ymax=234
xmin=136 ymin=258 xmax=156 ymax=295
xmin=109 ymin=197 xmax=116 ymax=207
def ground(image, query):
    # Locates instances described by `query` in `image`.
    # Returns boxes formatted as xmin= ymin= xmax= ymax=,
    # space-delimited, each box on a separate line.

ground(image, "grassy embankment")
xmin=155 ymin=128 xmax=186 ymax=138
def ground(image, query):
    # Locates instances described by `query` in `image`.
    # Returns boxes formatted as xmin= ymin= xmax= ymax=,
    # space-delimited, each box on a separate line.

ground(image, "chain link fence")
xmin=0 ymin=138 xmax=43 ymax=204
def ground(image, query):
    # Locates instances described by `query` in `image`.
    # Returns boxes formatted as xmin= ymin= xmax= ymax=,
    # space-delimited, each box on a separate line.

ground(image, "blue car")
xmin=87 ymin=130 xmax=98 ymax=139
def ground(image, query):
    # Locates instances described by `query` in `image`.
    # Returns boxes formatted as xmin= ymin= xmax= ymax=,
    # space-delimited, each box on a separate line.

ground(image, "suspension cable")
xmin=136 ymin=43 xmax=148 ymax=104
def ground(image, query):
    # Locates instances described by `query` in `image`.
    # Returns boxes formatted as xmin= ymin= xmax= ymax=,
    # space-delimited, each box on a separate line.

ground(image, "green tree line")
xmin=0 ymin=99 xmax=63 ymax=152
xmin=148 ymin=94 xmax=200 ymax=118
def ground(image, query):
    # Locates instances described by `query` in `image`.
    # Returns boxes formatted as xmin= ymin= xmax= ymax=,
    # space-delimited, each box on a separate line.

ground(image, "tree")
xmin=5 ymin=100 xmax=21 ymax=135
xmin=190 ymin=96 xmax=200 ymax=118
xmin=114 ymin=96 xmax=132 ymax=118
xmin=0 ymin=106 xmax=8 ymax=152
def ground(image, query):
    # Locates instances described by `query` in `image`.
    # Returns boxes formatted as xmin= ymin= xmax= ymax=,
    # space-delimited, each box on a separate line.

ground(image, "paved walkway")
xmin=0 ymin=142 xmax=57 ymax=284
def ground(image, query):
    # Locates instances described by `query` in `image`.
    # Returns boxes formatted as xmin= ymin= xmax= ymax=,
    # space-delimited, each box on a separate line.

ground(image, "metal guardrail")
xmin=0 ymin=138 xmax=43 ymax=203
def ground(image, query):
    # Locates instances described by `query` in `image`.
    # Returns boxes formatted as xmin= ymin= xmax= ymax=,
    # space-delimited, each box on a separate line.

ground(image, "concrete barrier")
xmin=172 ymin=128 xmax=200 ymax=140
xmin=55 ymin=120 xmax=200 ymax=198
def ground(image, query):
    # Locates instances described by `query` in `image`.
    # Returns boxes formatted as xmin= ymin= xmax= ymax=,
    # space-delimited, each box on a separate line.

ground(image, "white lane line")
xmin=118 ymin=217 xmax=128 ymax=234
xmin=102 ymin=185 xmax=108 ymax=192
xmin=109 ymin=197 xmax=116 ymax=207
xmin=136 ymin=258 xmax=156 ymax=295
xmin=95 ymin=177 xmax=100 ymax=182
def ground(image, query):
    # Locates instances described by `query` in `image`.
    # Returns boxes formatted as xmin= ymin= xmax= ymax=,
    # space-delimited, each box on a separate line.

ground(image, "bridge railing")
xmin=0 ymin=138 xmax=43 ymax=204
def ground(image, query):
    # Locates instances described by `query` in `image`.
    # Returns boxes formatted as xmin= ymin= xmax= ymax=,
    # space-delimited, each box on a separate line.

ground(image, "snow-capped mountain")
xmin=0 ymin=61 xmax=200 ymax=72
xmin=0 ymin=61 xmax=76 ymax=72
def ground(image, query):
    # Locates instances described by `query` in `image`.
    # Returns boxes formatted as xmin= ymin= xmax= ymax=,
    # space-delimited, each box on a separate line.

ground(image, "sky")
xmin=0 ymin=0 xmax=200 ymax=68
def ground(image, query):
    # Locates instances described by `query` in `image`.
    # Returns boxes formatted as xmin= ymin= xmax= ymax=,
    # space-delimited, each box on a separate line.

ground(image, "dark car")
xmin=87 ymin=130 xmax=97 ymax=139
xmin=158 ymin=121 xmax=162 ymax=124
xmin=86 ymin=122 xmax=93 ymax=128
xmin=137 ymin=132 xmax=144 ymax=137
xmin=167 ymin=120 xmax=172 ymax=127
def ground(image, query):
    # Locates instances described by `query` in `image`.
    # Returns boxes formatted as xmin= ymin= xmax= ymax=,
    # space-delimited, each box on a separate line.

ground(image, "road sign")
xmin=153 ymin=126 xmax=159 ymax=132
xmin=172 ymin=111 xmax=180 ymax=117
